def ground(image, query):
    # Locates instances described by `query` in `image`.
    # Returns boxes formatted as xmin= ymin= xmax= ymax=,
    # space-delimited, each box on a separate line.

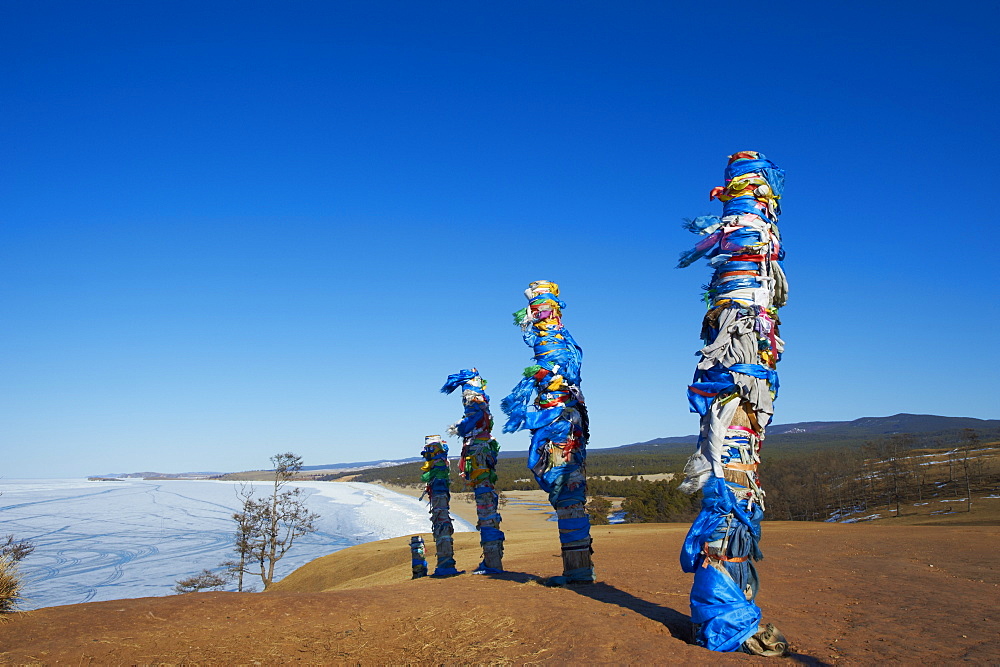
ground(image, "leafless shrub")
xmin=1 ymin=535 xmax=35 ymax=563
xmin=174 ymin=568 xmax=229 ymax=593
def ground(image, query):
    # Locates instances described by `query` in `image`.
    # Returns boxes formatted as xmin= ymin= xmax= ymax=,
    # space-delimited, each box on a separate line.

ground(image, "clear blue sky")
xmin=2 ymin=2 xmax=997 ymax=478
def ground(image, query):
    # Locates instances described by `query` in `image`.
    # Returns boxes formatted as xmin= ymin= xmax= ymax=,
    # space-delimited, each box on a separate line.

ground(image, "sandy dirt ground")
xmin=1 ymin=489 xmax=997 ymax=664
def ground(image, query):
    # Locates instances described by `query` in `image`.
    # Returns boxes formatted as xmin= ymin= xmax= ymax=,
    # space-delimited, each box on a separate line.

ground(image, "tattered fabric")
xmin=676 ymin=151 xmax=789 ymax=655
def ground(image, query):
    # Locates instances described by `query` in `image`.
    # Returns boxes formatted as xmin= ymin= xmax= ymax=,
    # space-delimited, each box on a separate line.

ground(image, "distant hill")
xmin=596 ymin=413 xmax=1000 ymax=458
xmin=496 ymin=413 xmax=1000 ymax=459
xmin=97 ymin=415 xmax=998 ymax=481
xmin=91 ymin=471 xmax=224 ymax=479
xmin=298 ymin=458 xmax=422 ymax=472
xmin=92 ymin=458 xmax=422 ymax=481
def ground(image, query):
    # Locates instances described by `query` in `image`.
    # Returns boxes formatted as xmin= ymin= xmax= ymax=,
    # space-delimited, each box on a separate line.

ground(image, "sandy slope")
xmin=2 ymin=497 xmax=997 ymax=665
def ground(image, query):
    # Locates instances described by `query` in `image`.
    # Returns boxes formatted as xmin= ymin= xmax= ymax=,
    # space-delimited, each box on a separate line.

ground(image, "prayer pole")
xmin=409 ymin=535 xmax=427 ymax=579
xmin=442 ymin=369 xmax=505 ymax=573
xmin=420 ymin=435 xmax=460 ymax=577
xmin=676 ymin=151 xmax=788 ymax=655
xmin=501 ymin=281 xmax=594 ymax=585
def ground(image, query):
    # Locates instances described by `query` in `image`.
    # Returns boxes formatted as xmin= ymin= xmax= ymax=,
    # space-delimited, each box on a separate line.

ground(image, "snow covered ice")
xmin=1 ymin=478 xmax=473 ymax=610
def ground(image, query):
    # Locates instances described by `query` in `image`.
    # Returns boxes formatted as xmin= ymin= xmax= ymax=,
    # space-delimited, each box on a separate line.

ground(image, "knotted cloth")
xmin=442 ymin=368 xmax=505 ymax=573
xmin=420 ymin=435 xmax=460 ymax=577
xmin=677 ymin=152 xmax=789 ymax=655
xmin=502 ymin=281 xmax=594 ymax=584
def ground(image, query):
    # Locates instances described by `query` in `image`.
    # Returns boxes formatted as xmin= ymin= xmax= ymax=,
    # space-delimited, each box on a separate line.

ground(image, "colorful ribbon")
xmin=442 ymin=368 xmax=505 ymax=573
xmin=677 ymin=152 xmax=789 ymax=656
xmin=502 ymin=281 xmax=595 ymax=584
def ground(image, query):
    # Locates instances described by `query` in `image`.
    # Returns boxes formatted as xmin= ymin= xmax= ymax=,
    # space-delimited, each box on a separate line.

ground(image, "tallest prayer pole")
xmin=676 ymin=152 xmax=788 ymax=656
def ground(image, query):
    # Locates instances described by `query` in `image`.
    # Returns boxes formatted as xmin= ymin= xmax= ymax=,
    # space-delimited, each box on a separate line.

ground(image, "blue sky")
xmin=2 ymin=1 xmax=997 ymax=478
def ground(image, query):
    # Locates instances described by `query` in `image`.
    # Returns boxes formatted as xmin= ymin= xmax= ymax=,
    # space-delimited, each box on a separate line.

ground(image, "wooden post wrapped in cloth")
xmin=409 ymin=535 xmax=427 ymax=579
xmin=442 ymin=368 xmax=505 ymax=574
xmin=676 ymin=151 xmax=789 ymax=656
xmin=501 ymin=281 xmax=594 ymax=585
xmin=420 ymin=434 xmax=460 ymax=577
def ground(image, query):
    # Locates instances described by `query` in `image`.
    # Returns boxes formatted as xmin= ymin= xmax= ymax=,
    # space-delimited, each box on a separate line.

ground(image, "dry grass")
xmin=0 ymin=556 xmax=24 ymax=617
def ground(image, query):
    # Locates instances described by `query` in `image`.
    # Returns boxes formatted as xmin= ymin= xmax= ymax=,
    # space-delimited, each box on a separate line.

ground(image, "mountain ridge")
xmin=96 ymin=414 xmax=999 ymax=478
xmin=499 ymin=412 xmax=1000 ymax=458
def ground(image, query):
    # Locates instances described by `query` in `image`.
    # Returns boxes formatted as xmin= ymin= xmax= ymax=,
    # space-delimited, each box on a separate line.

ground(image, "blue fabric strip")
xmin=727 ymin=363 xmax=779 ymax=397
xmin=479 ymin=527 xmax=505 ymax=542
xmin=722 ymin=196 xmax=770 ymax=220
xmin=440 ymin=368 xmax=480 ymax=394
xmin=689 ymin=564 xmax=762 ymax=651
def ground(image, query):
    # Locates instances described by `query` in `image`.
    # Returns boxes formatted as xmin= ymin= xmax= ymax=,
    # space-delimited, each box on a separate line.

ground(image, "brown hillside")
xmin=1 ymin=518 xmax=996 ymax=664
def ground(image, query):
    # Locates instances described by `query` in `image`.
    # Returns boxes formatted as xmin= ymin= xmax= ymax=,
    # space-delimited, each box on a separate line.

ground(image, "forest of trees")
xmin=342 ymin=450 xmax=688 ymax=490
xmin=763 ymin=430 xmax=998 ymax=521
xmin=341 ymin=430 xmax=999 ymax=524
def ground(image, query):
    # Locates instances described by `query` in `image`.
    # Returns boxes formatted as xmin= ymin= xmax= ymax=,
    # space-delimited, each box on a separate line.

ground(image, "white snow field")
xmin=0 ymin=478 xmax=473 ymax=610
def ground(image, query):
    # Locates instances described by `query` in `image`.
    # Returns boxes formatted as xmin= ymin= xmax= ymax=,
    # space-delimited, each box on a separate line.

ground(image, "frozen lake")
xmin=0 ymin=478 xmax=473 ymax=610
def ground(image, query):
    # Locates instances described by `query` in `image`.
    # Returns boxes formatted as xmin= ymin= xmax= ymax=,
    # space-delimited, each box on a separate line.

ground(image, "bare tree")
xmin=947 ymin=441 xmax=958 ymax=484
xmin=175 ymin=453 xmax=320 ymax=593
xmin=889 ymin=434 xmax=918 ymax=517
xmin=238 ymin=452 xmax=320 ymax=589
xmin=960 ymin=430 xmax=979 ymax=513
xmin=860 ymin=440 xmax=884 ymax=512
xmin=227 ymin=483 xmax=259 ymax=592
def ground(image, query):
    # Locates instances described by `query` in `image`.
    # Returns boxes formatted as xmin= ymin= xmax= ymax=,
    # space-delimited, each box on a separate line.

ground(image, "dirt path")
xmin=1 ymin=522 xmax=996 ymax=664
